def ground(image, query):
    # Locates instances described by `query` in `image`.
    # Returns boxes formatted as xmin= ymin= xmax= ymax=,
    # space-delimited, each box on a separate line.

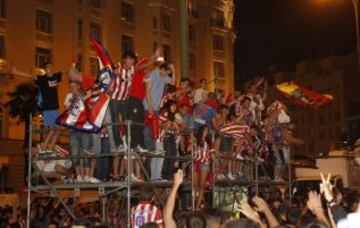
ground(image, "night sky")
xmin=234 ymin=0 xmax=356 ymax=86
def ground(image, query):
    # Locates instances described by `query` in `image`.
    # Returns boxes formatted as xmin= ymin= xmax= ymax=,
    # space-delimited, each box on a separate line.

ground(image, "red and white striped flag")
xmin=220 ymin=124 xmax=250 ymax=138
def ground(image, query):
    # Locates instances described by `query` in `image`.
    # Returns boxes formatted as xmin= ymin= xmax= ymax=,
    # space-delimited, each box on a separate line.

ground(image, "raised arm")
xmin=145 ymin=74 xmax=154 ymax=116
xmin=137 ymin=47 xmax=162 ymax=71
xmin=163 ymin=169 xmax=184 ymax=228
xmin=252 ymin=196 xmax=280 ymax=228
xmin=307 ymin=191 xmax=331 ymax=228
xmin=168 ymin=63 xmax=176 ymax=85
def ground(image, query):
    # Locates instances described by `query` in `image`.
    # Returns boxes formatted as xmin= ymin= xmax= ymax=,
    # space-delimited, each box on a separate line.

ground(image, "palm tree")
xmin=6 ymin=83 xmax=40 ymax=148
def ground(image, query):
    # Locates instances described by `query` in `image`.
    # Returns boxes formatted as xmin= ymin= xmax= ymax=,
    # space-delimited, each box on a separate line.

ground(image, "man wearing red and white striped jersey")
xmin=131 ymin=186 xmax=163 ymax=228
xmin=108 ymin=51 xmax=136 ymax=181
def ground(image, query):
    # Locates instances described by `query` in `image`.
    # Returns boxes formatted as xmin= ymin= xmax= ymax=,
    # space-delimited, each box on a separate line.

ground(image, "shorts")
xmin=219 ymin=136 xmax=233 ymax=153
xmin=194 ymin=162 xmax=210 ymax=173
xmin=43 ymin=110 xmax=59 ymax=127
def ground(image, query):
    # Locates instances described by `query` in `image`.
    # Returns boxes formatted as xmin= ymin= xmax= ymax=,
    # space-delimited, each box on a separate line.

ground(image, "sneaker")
xmin=128 ymin=174 xmax=143 ymax=182
xmin=85 ymin=176 xmax=101 ymax=184
xmin=136 ymin=145 xmax=148 ymax=153
xmin=236 ymin=154 xmax=245 ymax=161
xmin=227 ymin=173 xmax=236 ymax=181
xmin=76 ymin=175 xmax=84 ymax=183
xmin=152 ymin=178 xmax=168 ymax=182
xmin=217 ymin=174 xmax=226 ymax=180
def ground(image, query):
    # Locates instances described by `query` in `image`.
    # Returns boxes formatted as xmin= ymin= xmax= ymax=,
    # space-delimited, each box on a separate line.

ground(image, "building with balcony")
xmin=0 ymin=0 xmax=235 ymax=190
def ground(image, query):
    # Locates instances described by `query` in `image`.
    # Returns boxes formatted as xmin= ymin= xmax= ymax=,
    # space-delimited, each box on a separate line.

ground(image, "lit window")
xmin=36 ymin=10 xmax=52 ymax=33
xmin=121 ymin=2 xmax=134 ymax=23
xmin=162 ymin=14 xmax=172 ymax=32
xmin=213 ymin=34 xmax=224 ymax=51
xmin=89 ymin=57 xmax=99 ymax=77
xmin=121 ymin=35 xmax=134 ymax=53
xmin=35 ymin=47 xmax=52 ymax=68
xmin=90 ymin=22 xmax=101 ymax=41
xmin=213 ymin=61 xmax=225 ymax=78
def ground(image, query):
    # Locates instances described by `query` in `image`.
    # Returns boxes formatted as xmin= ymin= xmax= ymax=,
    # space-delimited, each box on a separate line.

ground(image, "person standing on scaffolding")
xmin=143 ymin=62 xmax=176 ymax=181
xmin=109 ymin=51 xmax=138 ymax=182
xmin=34 ymin=62 xmax=62 ymax=153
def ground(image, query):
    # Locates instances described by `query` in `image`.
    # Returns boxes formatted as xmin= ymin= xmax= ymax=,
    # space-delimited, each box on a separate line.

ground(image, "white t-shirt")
xmin=194 ymin=88 xmax=208 ymax=104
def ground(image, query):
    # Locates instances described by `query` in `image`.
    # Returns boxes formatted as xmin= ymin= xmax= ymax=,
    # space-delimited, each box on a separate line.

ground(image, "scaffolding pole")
xmin=25 ymin=119 xmax=293 ymax=226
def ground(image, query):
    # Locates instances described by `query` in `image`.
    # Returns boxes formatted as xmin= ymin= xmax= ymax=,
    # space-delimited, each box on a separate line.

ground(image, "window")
xmin=309 ymin=141 xmax=315 ymax=154
xmin=0 ymin=35 xmax=5 ymax=58
xmin=163 ymin=44 xmax=171 ymax=61
xmin=89 ymin=57 xmax=99 ymax=77
xmin=0 ymin=0 xmax=6 ymax=19
xmin=76 ymin=54 xmax=83 ymax=72
xmin=90 ymin=22 xmax=101 ymax=41
xmin=35 ymin=47 xmax=52 ymax=68
xmin=328 ymin=129 xmax=333 ymax=139
xmin=0 ymin=105 xmax=4 ymax=138
xmin=188 ymin=1 xmax=199 ymax=18
xmin=189 ymin=53 xmax=195 ymax=70
xmin=308 ymin=114 xmax=314 ymax=123
xmin=121 ymin=2 xmax=134 ymax=23
xmin=213 ymin=61 xmax=225 ymax=78
xmin=153 ymin=16 xmax=157 ymax=29
xmin=36 ymin=10 xmax=52 ymax=33
xmin=90 ymin=0 xmax=104 ymax=9
xmin=189 ymin=24 xmax=195 ymax=43
xmin=211 ymin=9 xmax=225 ymax=28
xmin=213 ymin=34 xmax=225 ymax=51
xmin=320 ymin=130 xmax=325 ymax=140
xmin=335 ymin=111 xmax=341 ymax=120
xmin=162 ymin=14 xmax=172 ymax=32
xmin=121 ymin=35 xmax=134 ymax=53
xmin=77 ymin=19 xmax=83 ymax=40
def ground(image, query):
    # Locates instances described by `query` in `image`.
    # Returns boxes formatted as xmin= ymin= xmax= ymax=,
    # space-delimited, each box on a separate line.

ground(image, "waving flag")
xmin=57 ymin=35 xmax=114 ymax=132
xmin=219 ymin=124 xmax=250 ymax=138
xmin=276 ymin=82 xmax=333 ymax=109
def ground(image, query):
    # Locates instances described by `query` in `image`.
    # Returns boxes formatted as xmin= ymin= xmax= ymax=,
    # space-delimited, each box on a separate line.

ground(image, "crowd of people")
xmin=11 ymin=46 xmax=356 ymax=227
xmin=2 ymin=171 xmax=360 ymax=227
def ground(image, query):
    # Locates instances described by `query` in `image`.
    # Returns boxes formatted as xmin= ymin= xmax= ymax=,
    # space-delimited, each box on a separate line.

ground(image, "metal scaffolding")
xmin=25 ymin=113 xmax=292 ymax=227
